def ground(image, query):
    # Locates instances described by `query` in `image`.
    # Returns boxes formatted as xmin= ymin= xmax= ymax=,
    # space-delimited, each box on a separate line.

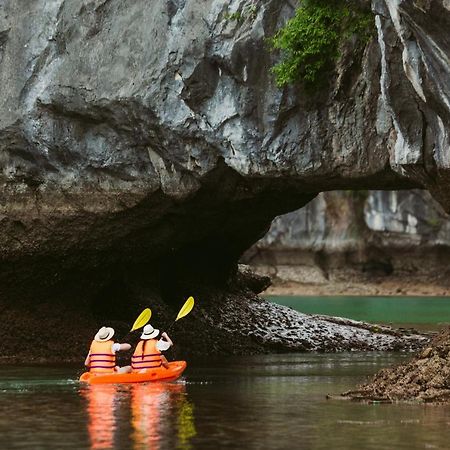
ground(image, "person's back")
xmin=88 ymin=339 xmax=116 ymax=373
xmin=85 ymin=326 xmax=132 ymax=374
xmin=132 ymin=324 xmax=173 ymax=372
xmin=132 ymin=339 xmax=163 ymax=370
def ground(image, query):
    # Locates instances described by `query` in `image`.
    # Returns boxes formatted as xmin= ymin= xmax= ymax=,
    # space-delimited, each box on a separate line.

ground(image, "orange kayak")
xmin=79 ymin=361 xmax=187 ymax=384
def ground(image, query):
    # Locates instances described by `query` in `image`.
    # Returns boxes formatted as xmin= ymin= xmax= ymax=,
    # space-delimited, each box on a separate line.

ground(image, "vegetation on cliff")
xmin=271 ymin=0 xmax=373 ymax=88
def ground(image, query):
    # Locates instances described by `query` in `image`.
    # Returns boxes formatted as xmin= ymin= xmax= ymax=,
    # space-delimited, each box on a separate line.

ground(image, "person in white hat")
xmin=84 ymin=326 xmax=132 ymax=374
xmin=131 ymin=324 xmax=173 ymax=372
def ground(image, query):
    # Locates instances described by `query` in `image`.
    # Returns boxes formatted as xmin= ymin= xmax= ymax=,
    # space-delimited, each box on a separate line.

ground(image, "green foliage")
xmin=270 ymin=0 xmax=373 ymax=88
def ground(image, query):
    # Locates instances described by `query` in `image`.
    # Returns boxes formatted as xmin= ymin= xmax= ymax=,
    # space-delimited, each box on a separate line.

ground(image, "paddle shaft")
xmin=166 ymin=321 xmax=176 ymax=333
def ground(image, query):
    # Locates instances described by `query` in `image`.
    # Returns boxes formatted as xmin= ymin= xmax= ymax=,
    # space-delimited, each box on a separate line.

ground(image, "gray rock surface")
xmin=244 ymin=189 xmax=450 ymax=292
xmin=0 ymin=0 xmax=449 ymax=358
xmin=164 ymin=268 xmax=428 ymax=357
xmin=216 ymin=294 xmax=428 ymax=353
xmin=252 ymin=190 xmax=450 ymax=252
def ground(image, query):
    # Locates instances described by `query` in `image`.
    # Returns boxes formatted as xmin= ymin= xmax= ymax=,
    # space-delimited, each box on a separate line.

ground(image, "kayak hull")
xmin=79 ymin=361 xmax=187 ymax=384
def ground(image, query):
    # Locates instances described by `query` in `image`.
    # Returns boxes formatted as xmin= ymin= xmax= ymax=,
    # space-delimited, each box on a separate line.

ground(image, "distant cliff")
xmin=244 ymin=190 xmax=450 ymax=295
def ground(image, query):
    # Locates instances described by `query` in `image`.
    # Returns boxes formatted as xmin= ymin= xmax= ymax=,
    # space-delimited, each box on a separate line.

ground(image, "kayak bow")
xmin=79 ymin=361 xmax=187 ymax=384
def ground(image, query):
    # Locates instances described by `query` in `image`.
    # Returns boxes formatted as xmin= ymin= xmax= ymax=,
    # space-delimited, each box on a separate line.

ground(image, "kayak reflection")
xmin=83 ymin=384 xmax=119 ymax=450
xmin=81 ymin=381 xmax=196 ymax=450
xmin=177 ymin=396 xmax=196 ymax=450
xmin=131 ymin=382 xmax=196 ymax=450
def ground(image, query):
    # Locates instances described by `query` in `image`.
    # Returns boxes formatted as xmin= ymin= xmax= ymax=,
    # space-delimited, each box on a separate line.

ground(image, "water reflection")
xmin=82 ymin=384 xmax=118 ymax=450
xmin=80 ymin=382 xmax=196 ymax=450
xmin=132 ymin=383 xmax=191 ymax=450
xmin=6 ymin=355 xmax=450 ymax=449
xmin=177 ymin=399 xmax=196 ymax=450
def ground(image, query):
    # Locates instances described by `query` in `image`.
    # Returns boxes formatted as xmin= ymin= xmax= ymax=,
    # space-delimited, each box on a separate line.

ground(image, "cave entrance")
xmin=91 ymin=278 xmax=138 ymax=326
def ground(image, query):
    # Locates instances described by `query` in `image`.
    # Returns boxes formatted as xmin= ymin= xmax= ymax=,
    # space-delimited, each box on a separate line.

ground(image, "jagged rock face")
xmin=0 ymin=1 xmax=424 ymax=277
xmin=2 ymin=0 xmax=448 ymax=277
xmin=0 ymin=1 xmax=449 ymax=357
xmin=364 ymin=190 xmax=450 ymax=238
xmin=373 ymin=0 xmax=450 ymax=205
xmin=2 ymin=0 xmax=327 ymax=301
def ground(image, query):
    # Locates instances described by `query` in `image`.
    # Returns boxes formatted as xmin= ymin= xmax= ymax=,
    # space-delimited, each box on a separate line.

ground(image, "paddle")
xmin=166 ymin=296 xmax=195 ymax=332
xmin=130 ymin=308 xmax=152 ymax=332
xmin=163 ymin=297 xmax=194 ymax=362
xmin=119 ymin=308 xmax=152 ymax=342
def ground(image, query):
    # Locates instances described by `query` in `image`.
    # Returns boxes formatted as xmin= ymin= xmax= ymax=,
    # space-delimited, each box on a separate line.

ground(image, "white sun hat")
xmin=94 ymin=326 xmax=115 ymax=342
xmin=140 ymin=324 xmax=159 ymax=340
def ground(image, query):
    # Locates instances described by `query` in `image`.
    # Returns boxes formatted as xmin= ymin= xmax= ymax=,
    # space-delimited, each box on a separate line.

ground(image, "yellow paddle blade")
xmin=175 ymin=296 xmax=195 ymax=322
xmin=130 ymin=308 xmax=152 ymax=332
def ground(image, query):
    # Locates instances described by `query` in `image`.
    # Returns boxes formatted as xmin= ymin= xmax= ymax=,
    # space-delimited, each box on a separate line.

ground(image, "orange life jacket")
xmin=88 ymin=340 xmax=116 ymax=373
xmin=131 ymin=339 xmax=162 ymax=371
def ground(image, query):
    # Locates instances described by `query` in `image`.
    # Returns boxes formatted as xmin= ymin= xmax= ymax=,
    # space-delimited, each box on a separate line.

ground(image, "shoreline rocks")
xmin=0 ymin=269 xmax=428 ymax=363
xmin=340 ymin=329 xmax=450 ymax=403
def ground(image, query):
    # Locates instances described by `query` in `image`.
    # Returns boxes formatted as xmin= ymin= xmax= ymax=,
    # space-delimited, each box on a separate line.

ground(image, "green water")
xmin=267 ymin=295 xmax=450 ymax=329
xmin=3 ymin=353 xmax=450 ymax=450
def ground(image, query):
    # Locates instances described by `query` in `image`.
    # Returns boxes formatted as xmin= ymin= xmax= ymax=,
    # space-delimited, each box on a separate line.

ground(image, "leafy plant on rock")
xmin=270 ymin=0 xmax=373 ymax=88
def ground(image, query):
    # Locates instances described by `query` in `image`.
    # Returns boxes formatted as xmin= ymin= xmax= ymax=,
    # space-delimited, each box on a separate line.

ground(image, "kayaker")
xmin=131 ymin=324 xmax=173 ymax=372
xmin=85 ymin=326 xmax=132 ymax=374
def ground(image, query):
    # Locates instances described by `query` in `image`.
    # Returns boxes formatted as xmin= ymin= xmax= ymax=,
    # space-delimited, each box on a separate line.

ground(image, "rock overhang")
xmin=0 ymin=0 xmax=449 ymax=294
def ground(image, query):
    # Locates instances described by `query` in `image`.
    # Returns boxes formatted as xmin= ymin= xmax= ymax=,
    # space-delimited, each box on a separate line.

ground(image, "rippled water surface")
xmin=2 ymin=353 xmax=450 ymax=449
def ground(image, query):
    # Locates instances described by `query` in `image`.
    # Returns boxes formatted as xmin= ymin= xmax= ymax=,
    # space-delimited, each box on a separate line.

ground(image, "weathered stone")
xmin=342 ymin=329 xmax=450 ymax=403
xmin=0 ymin=0 xmax=449 ymax=359
xmin=244 ymin=189 xmax=450 ymax=294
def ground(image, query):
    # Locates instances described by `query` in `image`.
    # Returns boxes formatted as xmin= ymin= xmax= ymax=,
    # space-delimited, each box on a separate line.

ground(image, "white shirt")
xmin=110 ymin=340 xmax=170 ymax=353
xmin=111 ymin=343 xmax=121 ymax=353
xmin=156 ymin=339 xmax=171 ymax=352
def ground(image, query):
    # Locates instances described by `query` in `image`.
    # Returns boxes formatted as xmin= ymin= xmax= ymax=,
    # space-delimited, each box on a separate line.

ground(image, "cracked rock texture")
xmin=341 ymin=329 xmax=450 ymax=403
xmin=0 ymin=0 xmax=449 ymax=359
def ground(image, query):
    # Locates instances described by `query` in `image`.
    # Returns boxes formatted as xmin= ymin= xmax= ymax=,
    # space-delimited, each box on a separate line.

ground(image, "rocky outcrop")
xmin=0 ymin=267 xmax=428 ymax=363
xmin=244 ymin=189 xmax=450 ymax=295
xmin=170 ymin=268 xmax=428 ymax=357
xmin=0 ymin=0 xmax=449 ymax=359
xmin=341 ymin=329 xmax=450 ymax=403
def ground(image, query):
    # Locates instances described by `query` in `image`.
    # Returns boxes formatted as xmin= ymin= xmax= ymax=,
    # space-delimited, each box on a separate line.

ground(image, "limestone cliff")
xmin=244 ymin=189 xmax=450 ymax=295
xmin=0 ymin=0 xmax=449 ymax=359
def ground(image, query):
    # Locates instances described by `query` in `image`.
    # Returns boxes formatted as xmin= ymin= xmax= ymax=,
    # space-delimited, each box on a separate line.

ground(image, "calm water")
xmin=2 ymin=354 xmax=450 ymax=449
xmin=267 ymin=295 xmax=450 ymax=330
